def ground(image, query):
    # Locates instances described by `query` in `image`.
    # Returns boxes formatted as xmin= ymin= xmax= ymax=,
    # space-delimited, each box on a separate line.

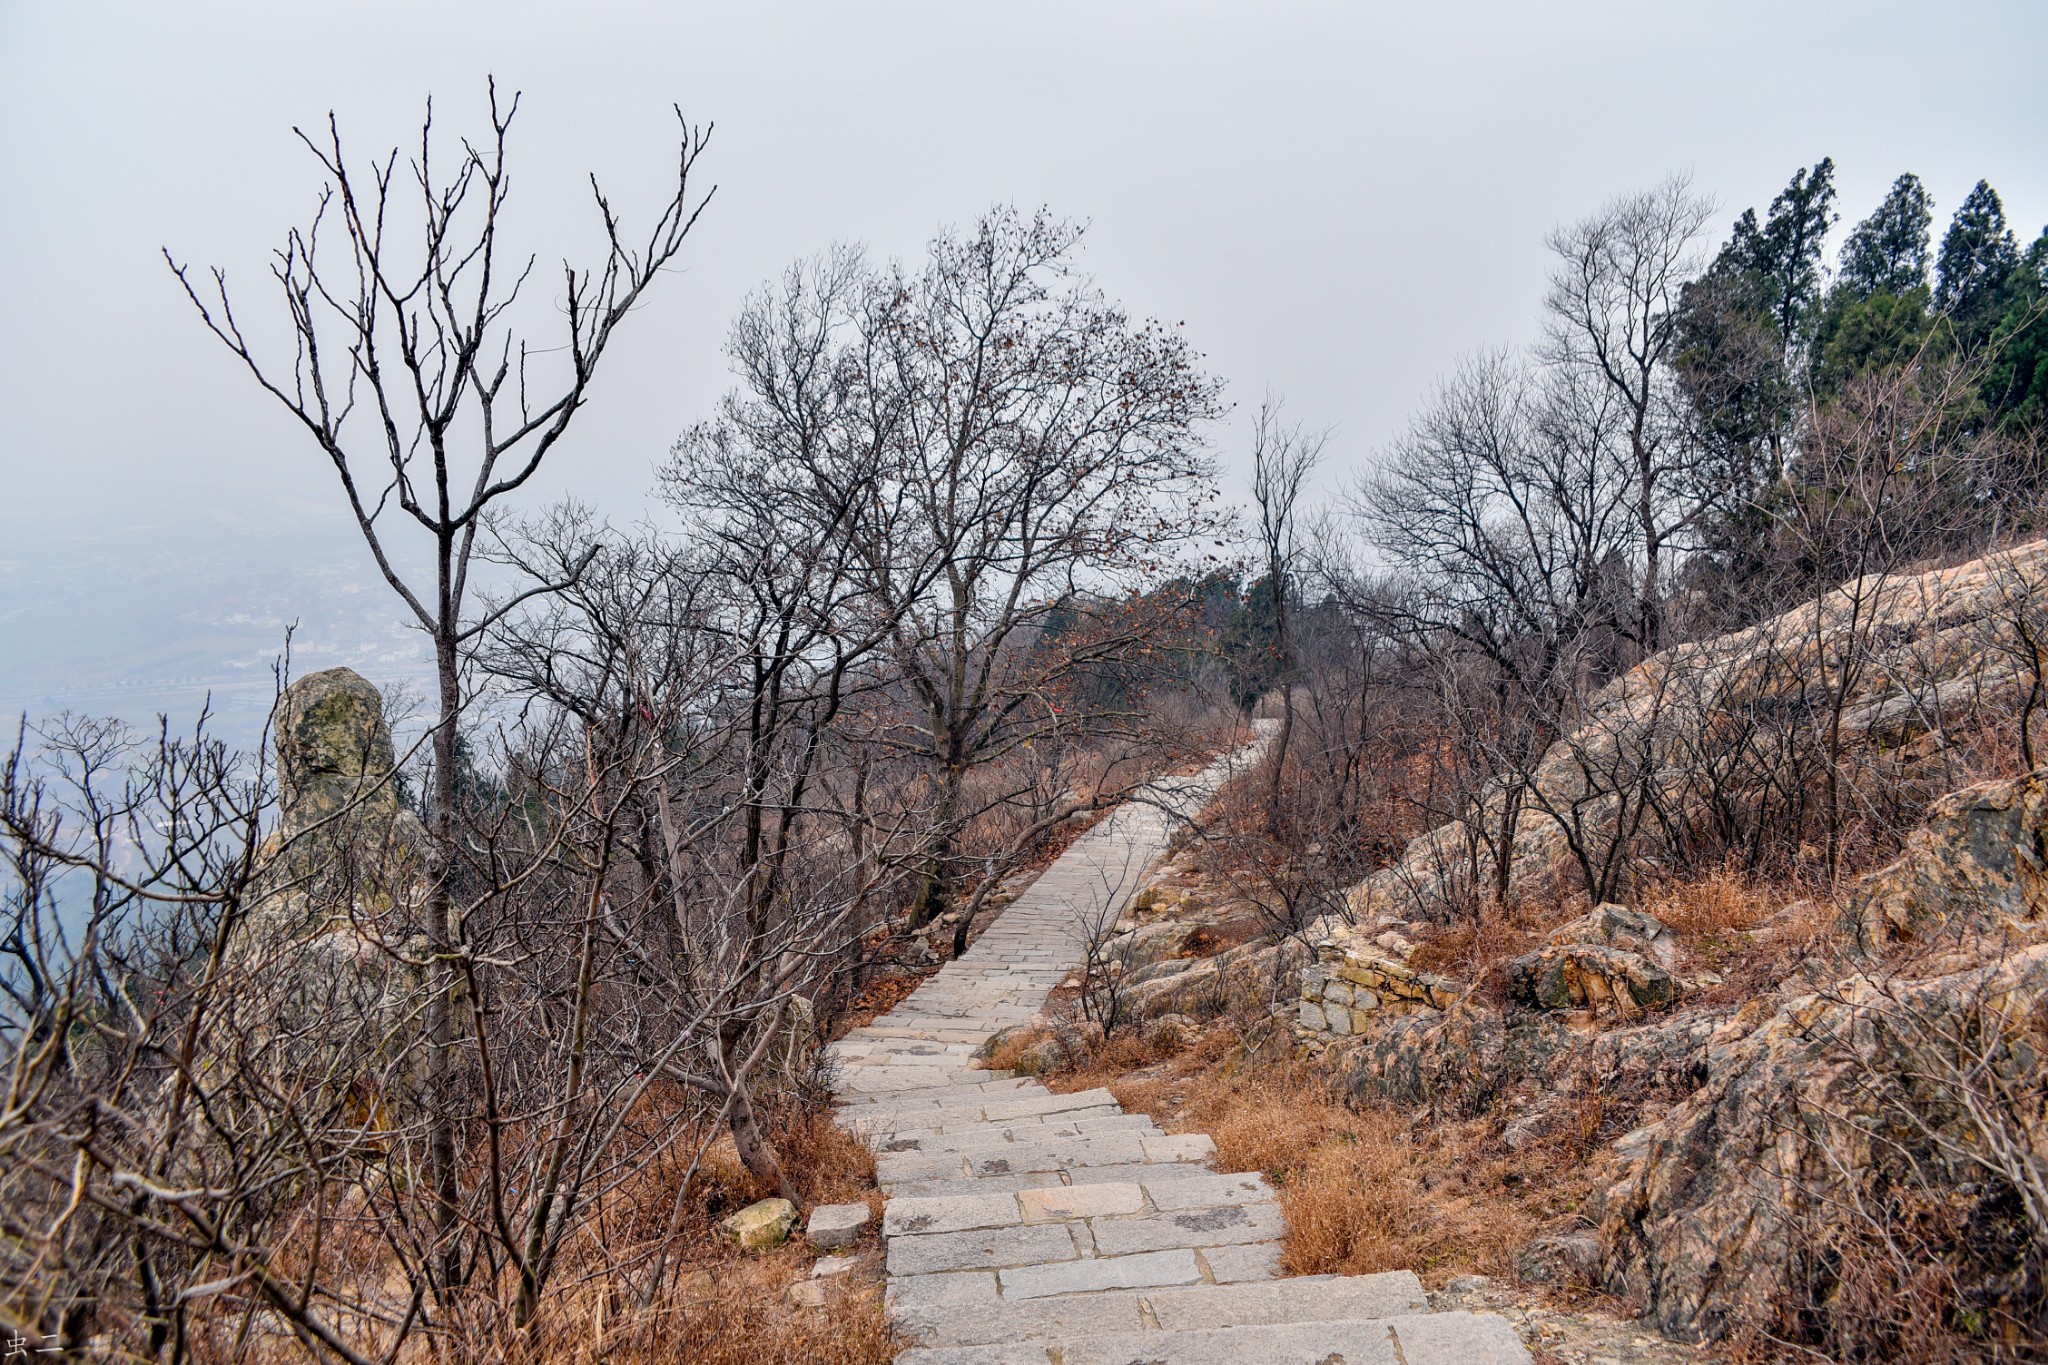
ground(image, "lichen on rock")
xmin=1845 ymin=771 xmax=2048 ymax=952
xmin=275 ymin=666 xmax=401 ymax=828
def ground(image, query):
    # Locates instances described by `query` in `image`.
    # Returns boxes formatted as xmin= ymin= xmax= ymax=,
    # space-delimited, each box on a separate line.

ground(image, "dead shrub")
xmin=1406 ymin=910 xmax=1543 ymax=981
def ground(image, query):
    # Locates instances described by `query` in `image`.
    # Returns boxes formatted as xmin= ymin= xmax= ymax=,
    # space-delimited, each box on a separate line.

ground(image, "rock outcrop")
xmin=1596 ymin=942 xmax=2048 ymax=1343
xmin=274 ymin=666 xmax=401 ymax=827
xmin=243 ymin=668 xmax=425 ymax=1018
xmin=1593 ymin=768 xmax=2048 ymax=1344
xmin=1845 ymin=770 xmax=2048 ymax=952
xmin=1505 ymin=907 xmax=1679 ymax=1021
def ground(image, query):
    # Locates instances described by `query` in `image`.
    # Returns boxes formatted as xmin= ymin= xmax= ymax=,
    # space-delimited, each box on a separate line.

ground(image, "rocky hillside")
xmin=1092 ymin=540 xmax=2048 ymax=1354
xmin=1340 ymin=537 xmax=2048 ymax=931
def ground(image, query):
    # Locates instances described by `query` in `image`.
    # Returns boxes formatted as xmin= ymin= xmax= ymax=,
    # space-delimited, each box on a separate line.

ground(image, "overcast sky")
xmin=3 ymin=0 xmax=2044 ymax=735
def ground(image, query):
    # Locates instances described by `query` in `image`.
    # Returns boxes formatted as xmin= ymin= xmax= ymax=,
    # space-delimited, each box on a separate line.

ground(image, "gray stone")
xmin=968 ymin=1131 xmax=1148 ymax=1175
xmin=886 ymin=1171 xmax=1064 ymax=1199
xmin=885 ymin=1269 xmax=1001 ymax=1310
xmin=805 ymin=1201 xmax=871 ymax=1249
xmin=1064 ymin=1160 xmax=1212 ymax=1186
xmin=998 ymin=1248 xmax=1204 ymax=1300
xmin=890 ymin=1290 xmax=1147 ymax=1348
xmin=1198 ymin=1240 xmax=1284 ymax=1283
xmin=884 ymin=1192 xmax=1022 ymax=1237
xmin=1387 ymin=1311 xmax=1533 ymax=1363
xmin=885 ymin=1222 xmax=1077 ymax=1276
xmin=1147 ymin=1271 xmax=1429 ymax=1328
xmin=1087 ymin=1204 xmax=1284 ymax=1256
xmin=1140 ymin=1133 xmax=1215 ymax=1163
xmin=1060 ymin=1321 xmax=1404 ymax=1364
xmin=1016 ymin=1182 xmax=1144 ymax=1222
xmin=896 ymin=1343 xmax=1057 ymax=1365
xmin=1141 ymin=1172 xmax=1272 ymax=1210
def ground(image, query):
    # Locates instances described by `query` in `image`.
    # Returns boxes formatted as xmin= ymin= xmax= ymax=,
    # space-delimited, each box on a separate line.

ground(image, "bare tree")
xmin=1544 ymin=178 xmax=1717 ymax=655
xmin=1248 ymin=396 xmax=1326 ymax=840
xmin=1355 ymin=352 xmax=1634 ymax=913
xmin=662 ymin=211 xmax=1226 ymax=953
xmin=165 ymin=85 xmax=713 ymax=1290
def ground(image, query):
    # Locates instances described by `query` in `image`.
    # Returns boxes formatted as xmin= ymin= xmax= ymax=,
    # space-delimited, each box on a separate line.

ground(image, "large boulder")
xmin=1596 ymin=947 xmax=2048 ymax=1344
xmin=1328 ymin=997 xmax=1527 ymax=1120
xmin=250 ymin=668 xmax=425 ymax=978
xmin=1846 ymin=771 xmax=2048 ymax=952
xmin=1505 ymin=903 xmax=1678 ymax=1018
xmin=274 ymin=667 xmax=401 ymax=828
xmin=1121 ymin=937 xmax=1309 ymax=1025
xmin=720 ymin=1197 xmax=798 ymax=1251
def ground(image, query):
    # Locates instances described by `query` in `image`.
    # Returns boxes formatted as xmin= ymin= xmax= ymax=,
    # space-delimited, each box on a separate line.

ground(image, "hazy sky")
xmin=3 ymin=0 xmax=2044 ymax=736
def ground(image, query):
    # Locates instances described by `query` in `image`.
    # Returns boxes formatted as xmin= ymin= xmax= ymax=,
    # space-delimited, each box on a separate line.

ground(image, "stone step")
xmin=883 ymin=1219 xmax=1284 ymax=1284
xmin=895 ymin=1310 xmax=1529 ymax=1364
xmin=870 ymin=1114 xmax=1160 ymax=1158
xmin=844 ymin=1088 xmax=1123 ymax=1135
xmin=857 ymin=1103 xmax=1127 ymax=1142
xmin=887 ymin=1156 xmax=1230 ymax=1200
xmin=837 ymin=1076 xmax=1038 ymax=1109
xmin=875 ymin=1130 xmax=1215 ymax=1185
xmin=882 ymin=1174 xmax=1273 ymax=1239
xmin=827 ymin=1047 xmax=984 ymax=1065
xmin=837 ymin=1068 xmax=1001 ymax=1096
xmin=888 ymin=1269 xmax=1427 ymax=1348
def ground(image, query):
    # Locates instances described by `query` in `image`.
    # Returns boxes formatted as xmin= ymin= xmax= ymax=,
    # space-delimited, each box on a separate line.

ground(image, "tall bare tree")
xmin=1248 ymin=395 xmax=1326 ymax=839
xmin=1544 ymin=178 xmax=1717 ymax=655
xmin=663 ymin=211 xmax=1225 ymax=949
xmin=166 ymin=83 xmax=713 ymax=1293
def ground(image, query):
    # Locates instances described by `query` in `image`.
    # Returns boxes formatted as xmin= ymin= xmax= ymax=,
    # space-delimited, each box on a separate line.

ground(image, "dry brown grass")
xmin=1643 ymin=866 xmax=1780 ymax=940
xmin=1045 ymin=1028 xmax=1554 ymax=1286
xmin=193 ymin=1081 xmax=899 ymax=1364
xmin=1404 ymin=911 xmax=1544 ymax=982
xmin=527 ymin=1250 xmax=898 ymax=1365
xmin=500 ymin=1097 xmax=898 ymax=1364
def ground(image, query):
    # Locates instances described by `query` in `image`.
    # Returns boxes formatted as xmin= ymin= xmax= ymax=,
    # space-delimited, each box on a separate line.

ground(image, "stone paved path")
xmin=829 ymin=745 xmax=1531 ymax=1364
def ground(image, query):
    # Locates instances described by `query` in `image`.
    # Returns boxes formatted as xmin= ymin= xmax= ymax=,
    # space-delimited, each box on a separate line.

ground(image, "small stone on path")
xmin=806 ymin=1200 xmax=871 ymax=1249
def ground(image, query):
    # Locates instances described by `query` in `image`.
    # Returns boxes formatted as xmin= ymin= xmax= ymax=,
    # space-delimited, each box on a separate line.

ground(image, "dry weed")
xmin=1050 ymin=1033 xmax=1543 ymax=1285
xmin=1405 ymin=912 xmax=1543 ymax=981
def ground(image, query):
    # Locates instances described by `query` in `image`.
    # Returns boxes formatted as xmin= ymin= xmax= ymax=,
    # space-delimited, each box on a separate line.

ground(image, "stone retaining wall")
xmin=1296 ymin=935 xmax=1461 ymax=1049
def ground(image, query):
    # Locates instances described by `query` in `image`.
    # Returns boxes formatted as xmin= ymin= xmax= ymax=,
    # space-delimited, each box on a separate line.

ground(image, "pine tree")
xmin=1675 ymin=160 xmax=1838 ymax=507
xmin=1935 ymin=179 xmax=2020 ymax=342
xmin=1983 ymin=227 xmax=2048 ymax=431
xmin=1838 ymin=173 xmax=1932 ymax=298
xmin=1713 ymin=159 xmax=1838 ymax=351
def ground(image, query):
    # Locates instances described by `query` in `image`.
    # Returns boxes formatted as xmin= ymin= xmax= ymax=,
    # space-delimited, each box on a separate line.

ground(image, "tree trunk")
xmin=721 ymin=1028 xmax=795 ymax=1203
xmin=910 ymin=763 xmax=963 ymax=929
xmin=425 ymin=574 xmax=463 ymax=1294
xmin=1266 ymin=679 xmax=1295 ymax=841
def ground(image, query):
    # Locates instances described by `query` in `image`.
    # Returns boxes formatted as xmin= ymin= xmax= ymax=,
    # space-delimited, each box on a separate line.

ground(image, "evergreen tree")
xmin=1217 ymin=570 xmax=1284 ymax=710
xmin=1675 ymin=160 xmax=1838 ymax=509
xmin=1713 ymin=158 xmax=1838 ymax=351
xmin=1838 ymin=173 xmax=1932 ymax=298
xmin=1812 ymin=287 xmax=1935 ymax=395
xmin=1983 ymin=227 xmax=2048 ymax=431
xmin=1935 ymin=179 xmax=2020 ymax=342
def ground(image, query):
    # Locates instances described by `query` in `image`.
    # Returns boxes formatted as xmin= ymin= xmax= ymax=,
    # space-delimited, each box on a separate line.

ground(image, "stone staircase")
xmin=828 ymin=748 xmax=1531 ymax=1364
